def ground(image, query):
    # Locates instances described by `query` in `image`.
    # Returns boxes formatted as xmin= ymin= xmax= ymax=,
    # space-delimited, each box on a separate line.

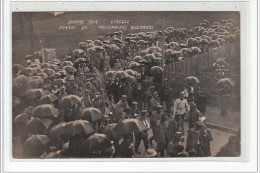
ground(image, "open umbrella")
xmin=50 ymin=64 xmax=59 ymax=71
xmin=61 ymin=61 xmax=73 ymax=67
xmin=184 ymin=76 xmax=200 ymax=85
xmin=105 ymin=71 xmax=116 ymax=78
xmin=100 ymin=123 xmax=117 ymax=141
xmin=78 ymin=133 xmax=113 ymax=154
xmin=128 ymin=62 xmax=141 ymax=69
xmin=48 ymin=122 xmax=69 ymax=140
xmin=26 ymin=117 xmax=53 ymax=134
xmin=72 ymin=49 xmax=85 ymax=56
xmin=13 ymin=75 xmax=29 ymax=85
xmin=169 ymin=42 xmax=179 ymax=49
xmin=49 ymin=72 xmax=61 ymax=79
xmin=63 ymin=66 xmax=77 ymax=73
xmin=23 ymin=134 xmax=50 ymax=158
xmin=74 ymin=58 xmax=86 ymax=64
xmin=217 ymin=78 xmax=235 ymax=88
xmin=22 ymin=106 xmax=35 ymax=116
xmin=12 ymin=64 xmax=24 ymax=74
xmin=125 ymin=69 xmax=137 ymax=76
xmin=12 ymin=83 xmax=24 ymax=97
xmin=133 ymin=56 xmax=142 ymax=62
xmin=37 ymin=73 xmax=48 ymax=79
xmin=32 ymin=104 xmax=58 ymax=118
xmin=115 ymin=119 xmax=149 ymax=138
xmin=27 ymin=79 xmax=44 ymax=89
xmin=137 ymin=40 xmax=145 ymax=44
xmin=94 ymin=40 xmax=103 ymax=46
xmin=14 ymin=113 xmax=29 ymax=125
xmin=164 ymin=49 xmax=174 ymax=56
xmin=42 ymin=63 xmax=51 ymax=69
xmin=25 ymin=88 xmax=47 ymax=100
xmin=149 ymin=66 xmax=163 ymax=75
xmin=18 ymin=68 xmax=38 ymax=76
xmin=126 ymin=75 xmax=137 ymax=84
xmin=58 ymin=95 xmax=82 ymax=108
xmin=39 ymin=94 xmax=58 ymax=104
xmin=80 ymin=107 xmax=102 ymax=123
xmin=144 ymin=54 xmax=156 ymax=61
xmin=30 ymin=76 xmax=43 ymax=80
xmin=43 ymin=68 xmax=55 ymax=76
xmin=58 ymin=70 xmax=68 ymax=76
xmin=53 ymin=79 xmax=67 ymax=85
xmin=29 ymin=63 xmax=41 ymax=68
xmin=66 ymin=120 xmax=95 ymax=137
xmin=113 ymin=71 xmax=129 ymax=79
xmin=140 ymin=50 xmax=149 ymax=56
xmin=86 ymin=40 xmax=94 ymax=44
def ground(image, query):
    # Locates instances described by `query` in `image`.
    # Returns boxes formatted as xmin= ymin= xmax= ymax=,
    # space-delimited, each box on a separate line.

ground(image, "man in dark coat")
xmin=188 ymin=102 xmax=201 ymax=129
xmin=160 ymin=79 xmax=173 ymax=114
xmin=155 ymin=114 xmax=168 ymax=157
xmin=196 ymin=91 xmax=207 ymax=116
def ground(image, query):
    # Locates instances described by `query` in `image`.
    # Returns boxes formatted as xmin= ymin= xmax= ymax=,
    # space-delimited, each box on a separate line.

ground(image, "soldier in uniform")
xmin=114 ymin=95 xmax=130 ymax=122
xmin=172 ymin=92 xmax=190 ymax=135
xmin=150 ymin=91 xmax=160 ymax=114
xmin=131 ymin=102 xmax=140 ymax=118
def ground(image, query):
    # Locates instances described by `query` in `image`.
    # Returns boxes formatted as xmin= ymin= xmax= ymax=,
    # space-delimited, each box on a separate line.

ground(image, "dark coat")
xmin=155 ymin=121 xmax=168 ymax=145
xmin=197 ymin=95 xmax=207 ymax=113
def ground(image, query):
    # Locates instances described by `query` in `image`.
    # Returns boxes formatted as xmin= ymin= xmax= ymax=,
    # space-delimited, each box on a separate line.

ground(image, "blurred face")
xmin=180 ymin=94 xmax=184 ymax=99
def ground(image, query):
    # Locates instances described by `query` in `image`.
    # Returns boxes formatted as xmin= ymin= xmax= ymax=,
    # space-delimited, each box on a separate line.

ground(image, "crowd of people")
xmin=12 ymin=18 xmax=239 ymax=158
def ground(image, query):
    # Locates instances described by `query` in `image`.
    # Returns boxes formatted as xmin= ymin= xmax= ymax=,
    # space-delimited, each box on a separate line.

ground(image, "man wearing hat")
xmin=92 ymin=92 xmax=105 ymax=113
xmin=150 ymin=104 xmax=163 ymax=144
xmin=135 ymin=110 xmax=149 ymax=154
xmin=172 ymin=91 xmax=190 ymax=134
xmin=131 ymin=101 xmax=140 ymax=118
xmin=160 ymin=79 xmax=173 ymax=114
xmin=155 ymin=113 xmax=168 ymax=157
xmin=114 ymin=95 xmax=130 ymax=122
xmin=150 ymin=91 xmax=160 ymax=114
xmin=189 ymin=102 xmax=202 ymax=129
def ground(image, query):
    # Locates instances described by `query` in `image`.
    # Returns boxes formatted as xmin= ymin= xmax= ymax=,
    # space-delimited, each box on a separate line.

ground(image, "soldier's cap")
xmin=163 ymin=79 xmax=168 ymax=82
xmin=95 ymin=92 xmax=101 ymax=95
xmin=141 ymin=110 xmax=147 ymax=114
xmin=132 ymin=101 xmax=138 ymax=105
xmin=122 ymin=95 xmax=127 ymax=98
xmin=133 ymin=113 xmax=138 ymax=117
xmin=85 ymin=89 xmax=90 ymax=92
xmin=108 ymin=112 xmax=113 ymax=115
xmin=156 ymin=105 xmax=163 ymax=109
xmin=103 ymin=115 xmax=109 ymax=119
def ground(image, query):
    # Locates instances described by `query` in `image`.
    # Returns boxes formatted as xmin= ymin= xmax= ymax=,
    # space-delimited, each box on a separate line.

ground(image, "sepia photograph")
xmin=11 ymin=11 xmax=241 ymax=159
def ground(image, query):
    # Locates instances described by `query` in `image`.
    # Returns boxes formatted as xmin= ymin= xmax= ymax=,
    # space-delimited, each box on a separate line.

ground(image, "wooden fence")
xmin=165 ymin=42 xmax=238 ymax=82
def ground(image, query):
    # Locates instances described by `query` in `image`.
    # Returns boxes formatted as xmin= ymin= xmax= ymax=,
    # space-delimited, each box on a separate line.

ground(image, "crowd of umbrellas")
xmin=12 ymin=18 xmax=238 ymax=158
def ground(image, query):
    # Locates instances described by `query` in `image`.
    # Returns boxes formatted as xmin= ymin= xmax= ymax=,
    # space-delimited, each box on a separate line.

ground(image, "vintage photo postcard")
xmin=11 ymin=11 xmax=241 ymax=159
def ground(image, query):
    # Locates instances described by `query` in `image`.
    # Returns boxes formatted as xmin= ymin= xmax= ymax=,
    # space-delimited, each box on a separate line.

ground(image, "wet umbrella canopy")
xmin=23 ymin=134 xmax=50 ymax=158
xmin=39 ymin=94 xmax=58 ymax=104
xmin=115 ymin=118 xmax=149 ymax=138
xmin=80 ymin=107 xmax=102 ymax=123
xmin=149 ymin=66 xmax=163 ymax=75
xmin=25 ymin=88 xmax=48 ymax=100
xmin=217 ymin=78 xmax=235 ymax=88
xmin=78 ymin=133 xmax=113 ymax=154
xmin=32 ymin=104 xmax=59 ymax=118
xmin=58 ymin=95 xmax=83 ymax=108
xmin=184 ymin=76 xmax=200 ymax=85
